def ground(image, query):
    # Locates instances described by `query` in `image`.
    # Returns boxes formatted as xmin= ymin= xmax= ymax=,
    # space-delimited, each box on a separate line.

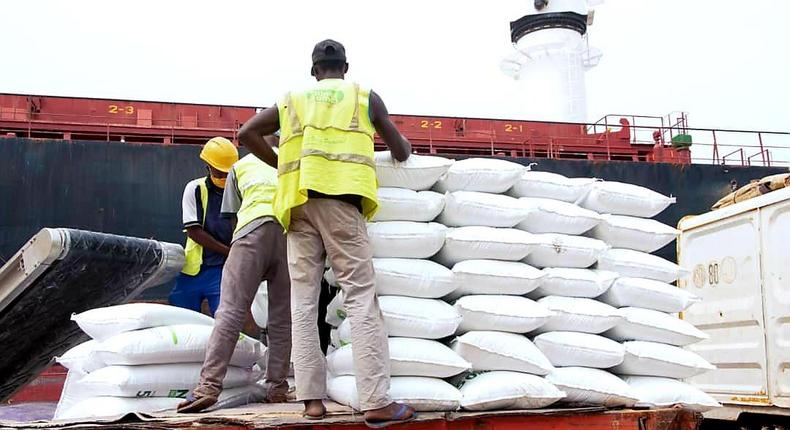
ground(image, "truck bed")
xmin=0 ymin=401 xmax=701 ymax=430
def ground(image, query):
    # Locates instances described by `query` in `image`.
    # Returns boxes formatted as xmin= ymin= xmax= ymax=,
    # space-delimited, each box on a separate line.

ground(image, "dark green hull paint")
xmin=2 ymin=138 xmax=785 ymax=298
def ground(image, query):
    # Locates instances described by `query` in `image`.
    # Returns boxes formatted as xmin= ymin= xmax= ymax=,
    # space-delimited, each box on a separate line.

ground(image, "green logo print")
xmin=168 ymin=389 xmax=189 ymax=398
xmin=307 ymin=89 xmax=345 ymax=104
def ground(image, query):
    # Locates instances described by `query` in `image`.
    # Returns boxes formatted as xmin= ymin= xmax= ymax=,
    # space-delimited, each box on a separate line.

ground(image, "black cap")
xmin=312 ymin=39 xmax=347 ymax=65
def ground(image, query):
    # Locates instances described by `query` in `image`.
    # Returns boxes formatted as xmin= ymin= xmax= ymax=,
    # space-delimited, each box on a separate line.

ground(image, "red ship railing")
xmin=2 ymin=103 xmax=788 ymax=167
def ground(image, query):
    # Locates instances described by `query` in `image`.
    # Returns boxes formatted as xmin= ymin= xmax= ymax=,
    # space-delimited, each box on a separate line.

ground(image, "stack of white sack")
xmin=54 ymin=303 xmax=267 ymax=420
xmin=507 ymin=171 xmax=636 ymax=407
xmin=573 ymin=178 xmax=718 ymax=412
xmin=326 ymin=152 xmax=468 ymax=412
xmin=428 ymin=159 xmax=566 ymax=411
xmin=327 ymin=159 xmax=719 ymax=413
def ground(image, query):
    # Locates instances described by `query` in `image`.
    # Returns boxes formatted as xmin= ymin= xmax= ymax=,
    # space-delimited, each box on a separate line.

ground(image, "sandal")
xmin=364 ymin=403 xmax=416 ymax=428
xmin=176 ymin=392 xmax=218 ymax=414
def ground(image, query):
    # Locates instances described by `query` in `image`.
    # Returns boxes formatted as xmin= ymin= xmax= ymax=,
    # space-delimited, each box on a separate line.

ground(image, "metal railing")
xmin=3 ymin=109 xmax=789 ymax=167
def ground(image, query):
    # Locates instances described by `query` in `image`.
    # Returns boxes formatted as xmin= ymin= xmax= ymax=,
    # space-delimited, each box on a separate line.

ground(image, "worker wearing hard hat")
xmin=235 ymin=40 xmax=415 ymax=427
xmin=169 ymin=137 xmax=238 ymax=316
xmin=178 ymin=136 xmax=292 ymax=413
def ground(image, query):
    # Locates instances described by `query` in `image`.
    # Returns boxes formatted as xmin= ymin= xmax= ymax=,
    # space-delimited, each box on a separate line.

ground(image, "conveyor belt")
xmin=0 ymin=228 xmax=183 ymax=401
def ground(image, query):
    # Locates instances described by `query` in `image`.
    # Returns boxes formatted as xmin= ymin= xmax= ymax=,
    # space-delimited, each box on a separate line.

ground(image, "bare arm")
xmin=239 ymin=107 xmax=280 ymax=168
xmin=369 ymin=90 xmax=411 ymax=162
xmin=186 ymin=226 xmax=230 ymax=257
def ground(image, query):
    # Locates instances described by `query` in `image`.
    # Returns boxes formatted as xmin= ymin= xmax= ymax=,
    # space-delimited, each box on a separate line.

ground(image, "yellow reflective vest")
xmin=182 ymin=180 xmax=208 ymax=276
xmin=232 ymin=153 xmax=277 ymax=234
xmin=274 ymin=79 xmax=378 ymax=230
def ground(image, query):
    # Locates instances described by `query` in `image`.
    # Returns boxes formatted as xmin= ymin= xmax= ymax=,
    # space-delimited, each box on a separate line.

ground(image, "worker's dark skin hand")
xmin=369 ymin=90 xmax=411 ymax=162
xmin=186 ymin=226 xmax=230 ymax=257
xmin=239 ymin=109 xmax=280 ymax=169
xmin=239 ymin=90 xmax=411 ymax=166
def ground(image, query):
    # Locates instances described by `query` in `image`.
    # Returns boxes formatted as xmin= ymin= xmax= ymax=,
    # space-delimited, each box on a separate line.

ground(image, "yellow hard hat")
xmin=200 ymin=137 xmax=239 ymax=172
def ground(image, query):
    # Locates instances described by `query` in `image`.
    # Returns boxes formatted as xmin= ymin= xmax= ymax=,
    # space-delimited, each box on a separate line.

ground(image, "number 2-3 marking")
xmin=108 ymin=105 xmax=135 ymax=115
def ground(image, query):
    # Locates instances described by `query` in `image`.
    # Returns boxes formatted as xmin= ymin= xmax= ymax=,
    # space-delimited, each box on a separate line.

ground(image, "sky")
xmin=1 ymin=0 xmax=788 ymax=162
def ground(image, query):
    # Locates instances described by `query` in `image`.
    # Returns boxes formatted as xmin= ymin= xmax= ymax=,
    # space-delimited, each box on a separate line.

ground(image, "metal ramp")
xmin=0 ymin=228 xmax=183 ymax=402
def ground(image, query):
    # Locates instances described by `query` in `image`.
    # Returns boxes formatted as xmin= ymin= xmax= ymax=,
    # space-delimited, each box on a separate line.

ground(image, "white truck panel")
xmin=679 ymin=186 xmax=790 ymax=411
xmin=761 ymin=197 xmax=790 ymax=407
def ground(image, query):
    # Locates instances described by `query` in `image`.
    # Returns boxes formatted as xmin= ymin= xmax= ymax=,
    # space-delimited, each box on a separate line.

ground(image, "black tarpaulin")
xmin=0 ymin=228 xmax=183 ymax=402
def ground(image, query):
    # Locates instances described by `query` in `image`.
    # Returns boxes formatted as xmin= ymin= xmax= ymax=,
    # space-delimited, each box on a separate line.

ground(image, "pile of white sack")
xmin=324 ymin=152 xmax=720 ymax=413
xmin=54 ymin=303 xmax=267 ymax=420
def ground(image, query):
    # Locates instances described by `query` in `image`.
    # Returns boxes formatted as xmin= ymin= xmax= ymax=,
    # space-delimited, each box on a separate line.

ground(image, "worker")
xmin=177 ymin=136 xmax=292 ymax=413
xmin=237 ymin=39 xmax=415 ymax=428
xmin=169 ymin=137 xmax=238 ymax=316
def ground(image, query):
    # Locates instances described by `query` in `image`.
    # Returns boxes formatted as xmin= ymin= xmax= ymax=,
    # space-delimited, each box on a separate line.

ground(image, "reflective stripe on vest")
xmin=182 ymin=179 xmax=208 ymax=276
xmin=233 ymin=154 xmax=278 ymax=234
xmin=273 ymin=80 xmax=379 ymax=230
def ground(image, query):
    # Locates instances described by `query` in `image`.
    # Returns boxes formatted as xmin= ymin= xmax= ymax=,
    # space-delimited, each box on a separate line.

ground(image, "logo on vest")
xmin=306 ymin=89 xmax=345 ymax=104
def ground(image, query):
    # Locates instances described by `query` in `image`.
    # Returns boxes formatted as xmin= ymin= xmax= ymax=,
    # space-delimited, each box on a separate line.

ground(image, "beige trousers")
xmin=195 ymin=221 xmax=292 ymax=400
xmin=287 ymin=198 xmax=391 ymax=411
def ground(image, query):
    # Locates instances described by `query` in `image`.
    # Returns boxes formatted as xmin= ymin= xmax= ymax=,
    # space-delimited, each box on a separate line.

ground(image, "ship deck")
xmin=0 ymin=402 xmax=698 ymax=430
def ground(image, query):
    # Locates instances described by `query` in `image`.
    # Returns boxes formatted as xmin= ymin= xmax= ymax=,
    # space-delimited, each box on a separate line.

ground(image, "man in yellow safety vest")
xmin=177 ymin=136 xmax=292 ymax=413
xmin=170 ymin=137 xmax=238 ymax=316
xmin=237 ymin=40 xmax=415 ymax=427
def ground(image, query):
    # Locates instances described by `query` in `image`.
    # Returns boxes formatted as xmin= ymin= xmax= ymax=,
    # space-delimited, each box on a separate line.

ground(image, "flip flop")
xmin=364 ymin=403 xmax=416 ymax=429
xmin=176 ymin=392 xmax=218 ymax=414
xmin=302 ymin=411 xmax=326 ymax=420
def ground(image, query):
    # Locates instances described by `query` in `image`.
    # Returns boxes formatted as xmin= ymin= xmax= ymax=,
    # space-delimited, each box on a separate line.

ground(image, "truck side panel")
xmin=761 ymin=198 xmax=790 ymax=407
xmin=679 ymin=209 xmax=770 ymax=404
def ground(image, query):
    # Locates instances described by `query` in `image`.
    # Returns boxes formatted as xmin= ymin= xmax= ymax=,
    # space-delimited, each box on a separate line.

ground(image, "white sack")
xmin=438 ymin=191 xmax=528 ymax=228
xmin=367 ymin=221 xmax=447 ymax=259
xmin=325 ymin=290 xmax=346 ymax=327
xmin=599 ymin=277 xmax=701 ymax=313
xmin=93 ymin=324 xmax=264 ymax=367
xmin=327 ymin=338 xmax=470 ymax=378
xmin=56 ymin=386 xmax=261 ymax=420
xmin=508 ymin=171 xmax=596 ymax=203
xmin=517 ymin=198 xmax=601 ymax=234
xmin=374 ymin=258 xmax=457 ymax=299
xmin=434 ymin=158 xmax=524 ymax=194
xmin=54 ymin=371 xmax=91 ymax=420
xmin=457 ymin=371 xmax=565 ymax=411
xmin=72 ymin=303 xmax=214 ymax=341
xmin=374 ymin=151 xmax=453 ymax=191
xmin=533 ymin=331 xmax=625 ymax=368
xmin=589 ymin=214 xmax=679 ymax=253
xmin=380 ymin=296 xmax=462 ymax=339
xmin=324 ymin=267 xmax=338 ymax=287
xmin=332 ymin=320 xmax=353 ymax=347
xmin=452 ymin=331 xmax=554 ymax=375
xmin=531 ymin=268 xmax=617 ymax=299
xmin=604 ymin=307 xmax=709 ymax=346
xmin=329 ymin=375 xmax=461 ymax=412
xmin=57 ymin=340 xmax=105 ymax=375
xmin=250 ymin=282 xmax=268 ymax=328
xmin=579 ymin=181 xmax=676 ymax=218
xmin=597 ymin=248 xmax=689 ymax=283
xmin=613 ymin=341 xmax=716 ymax=378
xmin=435 ymin=226 xmax=537 ymax=267
xmin=523 ymin=234 xmax=608 ymax=268
xmin=76 ymin=363 xmax=253 ymax=398
xmin=624 ymin=376 xmax=720 ymax=412
xmin=546 ymin=367 xmax=638 ymax=407
xmin=455 ymin=295 xmax=552 ymax=334
xmin=535 ymin=296 xmax=622 ymax=334
xmin=372 ymin=188 xmax=445 ymax=222
xmin=445 ymin=260 xmax=544 ymax=300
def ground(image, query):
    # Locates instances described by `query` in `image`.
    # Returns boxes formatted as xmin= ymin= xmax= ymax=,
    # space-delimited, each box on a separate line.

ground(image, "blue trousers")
xmin=169 ymin=265 xmax=223 ymax=316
